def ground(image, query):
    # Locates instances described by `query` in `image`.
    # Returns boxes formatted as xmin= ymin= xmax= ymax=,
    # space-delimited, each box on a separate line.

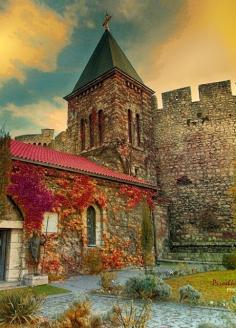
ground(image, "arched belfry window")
xmin=89 ymin=114 xmax=94 ymax=147
xmin=98 ymin=110 xmax=104 ymax=145
xmin=136 ymin=113 xmax=141 ymax=146
xmin=128 ymin=109 xmax=132 ymax=144
xmin=87 ymin=206 xmax=96 ymax=246
xmin=80 ymin=118 xmax=85 ymax=150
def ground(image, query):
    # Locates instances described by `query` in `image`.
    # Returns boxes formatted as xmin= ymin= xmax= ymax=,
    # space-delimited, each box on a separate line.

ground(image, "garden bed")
xmin=165 ymin=270 xmax=236 ymax=305
xmin=0 ymin=284 xmax=70 ymax=297
xmin=91 ymin=270 xmax=236 ymax=310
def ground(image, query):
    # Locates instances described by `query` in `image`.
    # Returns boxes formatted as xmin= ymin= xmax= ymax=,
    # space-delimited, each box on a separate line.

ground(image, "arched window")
xmin=98 ymin=110 xmax=104 ymax=145
xmin=89 ymin=114 xmax=94 ymax=147
xmin=80 ymin=118 xmax=85 ymax=150
xmin=128 ymin=109 xmax=132 ymax=144
xmin=136 ymin=113 xmax=141 ymax=146
xmin=87 ymin=206 xmax=96 ymax=246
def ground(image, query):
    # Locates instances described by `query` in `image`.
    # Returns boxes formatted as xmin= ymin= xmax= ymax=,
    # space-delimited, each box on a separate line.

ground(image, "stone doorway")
xmin=0 ymin=198 xmax=26 ymax=282
xmin=0 ymin=229 xmax=8 ymax=280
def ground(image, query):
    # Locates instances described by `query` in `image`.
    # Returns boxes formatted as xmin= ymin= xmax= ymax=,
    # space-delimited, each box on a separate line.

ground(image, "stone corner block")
xmin=23 ymin=274 xmax=48 ymax=286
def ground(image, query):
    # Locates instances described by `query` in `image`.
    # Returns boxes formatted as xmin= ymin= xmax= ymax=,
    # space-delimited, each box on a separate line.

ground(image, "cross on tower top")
xmin=102 ymin=12 xmax=112 ymax=31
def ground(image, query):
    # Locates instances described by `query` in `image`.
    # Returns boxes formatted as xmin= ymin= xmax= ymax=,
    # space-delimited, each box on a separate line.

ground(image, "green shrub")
xmin=197 ymin=324 xmax=219 ymax=328
xmin=100 ymin=271 xmax=117 ymax=291
xmin=125 ymin=275 xmax=157 ymax=299
xmin=175 ymin=262 xmax=192 ymax=276
xmin=232 ymin=295 xmax=236 ymax=304
xmin=125 ymin=275 xmax=171 ymax=300
xmin=0 ymin=289 xmax=43 ymax=325
xmin=179 ymin=284 xmax=201 ymax=303
xmin=222 ymin=252 xmax=236 ymax=270
xmin=155 ymin=279 xmax=172 ymax=299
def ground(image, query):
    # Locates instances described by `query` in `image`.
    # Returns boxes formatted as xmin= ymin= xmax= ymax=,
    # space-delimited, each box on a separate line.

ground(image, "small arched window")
xmin=89 ymin=114 xmax=94 ymax=147
xmin=98 ymin=110 xmax=104 ymax=145
xmin=87 ymin=206 xmax=96 ymax=246
xmin=128 ymin=109 xmax=132 ymax=144
xmin=80 ymin=118 xmax=85 ymax=150
xmin=136 ymin=113 xmax=141 ymax=146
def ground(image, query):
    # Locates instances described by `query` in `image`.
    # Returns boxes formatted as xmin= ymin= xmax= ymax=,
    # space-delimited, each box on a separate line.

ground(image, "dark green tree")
xmin=141 ymin=202 xmax=154 ymax=273
xmin=0 ymin=130 xmax=12 ymax=218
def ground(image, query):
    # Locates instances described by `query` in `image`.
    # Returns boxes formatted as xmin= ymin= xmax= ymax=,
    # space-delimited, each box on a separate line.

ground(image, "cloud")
xmin=109 ymin=0 xmax=147 ymax=20
xmin=2 ymin=97 xmax=67 ymax=137
xmin=94 ymin=0 xmax=153 ymax=25
xmin=137 ymin=0 xmax=236 ymax=102
xmin=0 ymin=0 xmax=82 ymax=85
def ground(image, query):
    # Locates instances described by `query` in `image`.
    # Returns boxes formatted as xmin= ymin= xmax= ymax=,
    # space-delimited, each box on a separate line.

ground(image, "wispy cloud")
xmin=95 ymin=0 xmax=163 ymax=28
xmin=107 ymin=0 xmax=147 ymax=20
xmin=0 ymin=0 xmax=84 ymax=85
xmin=135 ymin=0 xmax=236 ymax=101
xmin=1 ymin=97 xmax=67 ymax=137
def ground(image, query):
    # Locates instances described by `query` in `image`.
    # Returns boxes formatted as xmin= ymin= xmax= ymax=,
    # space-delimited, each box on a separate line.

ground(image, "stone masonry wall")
xmin=6 ymin=161 xmax=160 ymax=276
xmin=65 ymin=71 xmax=156 ymax=182
xmin=15 ymin=129 xmax=54 ymax=146
xmin=50 ymin=131 xmax=68 ymax=152
xmin=55 ymin=177 xmax=149 ymax=273
xmin=155 ymin=80 xmax=236 ymax=251
xmin=51 ymin=173 xmax=156 ymax=273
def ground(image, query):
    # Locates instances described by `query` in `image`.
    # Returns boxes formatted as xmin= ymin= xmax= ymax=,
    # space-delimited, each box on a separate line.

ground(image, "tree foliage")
xmin=141 ymin=203 xmax=154 ymax=270
xmin=0 ymin=130 xmax=12 ymax=217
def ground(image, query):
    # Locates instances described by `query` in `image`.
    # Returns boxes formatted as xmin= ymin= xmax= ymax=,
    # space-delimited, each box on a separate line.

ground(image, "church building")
xmin=0 ymin=22 xmax=168 ymax=282
xmin=1 ymin=20 xmax=236 ymax=282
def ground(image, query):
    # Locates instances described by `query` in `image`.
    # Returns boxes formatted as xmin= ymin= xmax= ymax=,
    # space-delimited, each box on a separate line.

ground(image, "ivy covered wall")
xmin=7 ymin=160 xmax=159 ymax=277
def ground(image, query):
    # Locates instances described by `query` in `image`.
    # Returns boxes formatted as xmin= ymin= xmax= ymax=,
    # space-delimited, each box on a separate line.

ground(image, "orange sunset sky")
xmin=0 ymin=0 xmax=236 ymax=136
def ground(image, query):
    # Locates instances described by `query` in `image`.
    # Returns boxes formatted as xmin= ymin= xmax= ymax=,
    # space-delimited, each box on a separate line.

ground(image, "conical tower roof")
xmin=72 ymin=30 xmax=143 ymax=92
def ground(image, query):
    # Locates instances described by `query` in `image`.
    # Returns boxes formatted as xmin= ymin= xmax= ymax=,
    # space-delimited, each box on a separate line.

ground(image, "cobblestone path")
xmin=41 ymin=293 xmax=236 ymax=328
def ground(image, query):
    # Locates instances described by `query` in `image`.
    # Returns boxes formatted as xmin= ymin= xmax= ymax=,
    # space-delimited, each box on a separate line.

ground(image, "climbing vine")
xmin=8 ymin=162 xmax=54 ymax=232
xmin=6 ymin=160 xmax=156 ymax=275
xmin=119 ymin=184 xmax=155 ymax=209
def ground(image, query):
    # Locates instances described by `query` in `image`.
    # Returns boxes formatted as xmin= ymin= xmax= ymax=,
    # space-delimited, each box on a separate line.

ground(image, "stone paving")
xmin=41 ymin=292 xmax=236 ymax=328
xmin=40 ymin=269 xmax=236 ymax=328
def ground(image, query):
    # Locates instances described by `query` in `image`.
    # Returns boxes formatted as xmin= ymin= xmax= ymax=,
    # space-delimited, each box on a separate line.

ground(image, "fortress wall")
xmin=15 ymin=129 xmax=54 ymax=146
xmin=155 ymin=80 xmax=236 ymax=250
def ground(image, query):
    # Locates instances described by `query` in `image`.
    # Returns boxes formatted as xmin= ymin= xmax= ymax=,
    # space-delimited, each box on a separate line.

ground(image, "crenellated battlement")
xmin=198 ymin=80 xmax=232 ymax=98
xmin=159 ymin=80 xmax=236 ymax=111
xmin=162 ymin=87 xmax=192 ymax=108
xmin=155 ymin=79 xmax=236 ymax=250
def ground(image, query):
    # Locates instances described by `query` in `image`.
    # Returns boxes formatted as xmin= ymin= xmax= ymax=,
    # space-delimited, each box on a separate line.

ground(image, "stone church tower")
xmin=15 ymin=22 xmax=236 ymax=262
xmin=64 ymin=29 xmax=156 ymax=182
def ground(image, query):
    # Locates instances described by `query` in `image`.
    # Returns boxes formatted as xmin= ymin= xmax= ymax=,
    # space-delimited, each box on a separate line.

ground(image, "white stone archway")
xmin=0 ymin=198 xmax=27 ymax=282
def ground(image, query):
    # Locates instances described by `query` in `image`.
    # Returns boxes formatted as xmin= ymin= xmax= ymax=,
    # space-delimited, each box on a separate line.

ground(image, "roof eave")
xmin=64 ymin=67 xmax=155 ymax=101
xmin=11 ymin=156 xmax=157 ymax=190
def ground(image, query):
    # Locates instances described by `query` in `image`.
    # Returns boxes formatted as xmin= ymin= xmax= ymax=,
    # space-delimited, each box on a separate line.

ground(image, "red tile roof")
xmin=10 ymin=140 xmax=155 ymax=189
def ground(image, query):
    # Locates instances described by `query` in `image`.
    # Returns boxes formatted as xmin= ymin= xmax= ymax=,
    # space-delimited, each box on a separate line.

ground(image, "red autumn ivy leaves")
xmin=7 ymin=161 xmax=155 ymax=273
xmin=119 ymin=184 xmax=155 ymax=209
xmin=8 ymin=162 xmax=54 ymax=231
xmin=8 ymin=162 xmax=107 ymax=232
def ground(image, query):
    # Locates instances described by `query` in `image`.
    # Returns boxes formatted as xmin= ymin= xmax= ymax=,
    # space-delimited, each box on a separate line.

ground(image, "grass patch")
xmin=0 ymin=284 xmax=70 ymax=297
xmin=165 ymin=270 xmax=236 ymax=303
xmin=31 ymin=284 xmax=70 ymax=296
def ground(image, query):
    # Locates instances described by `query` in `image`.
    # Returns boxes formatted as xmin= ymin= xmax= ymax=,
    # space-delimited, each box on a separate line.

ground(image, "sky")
xmin=0 ymin=0 xmax=236 ymax=137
